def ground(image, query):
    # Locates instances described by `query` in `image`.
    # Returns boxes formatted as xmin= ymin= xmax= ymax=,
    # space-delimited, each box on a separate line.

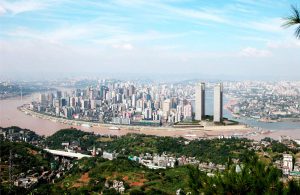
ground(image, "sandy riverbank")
xmin=1 ymin=94 xmax=299 ymax=140
xmin=19 ymin=104 xmax=253 ymax=138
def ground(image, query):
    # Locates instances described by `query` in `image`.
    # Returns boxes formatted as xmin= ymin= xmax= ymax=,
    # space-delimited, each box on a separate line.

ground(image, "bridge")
xmin=44 ymin=149 xmax=92 ymax=159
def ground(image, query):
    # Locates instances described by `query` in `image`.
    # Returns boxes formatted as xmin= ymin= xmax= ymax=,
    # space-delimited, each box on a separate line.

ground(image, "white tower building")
xmin=195 ymin=83 xmax=205 ymax=120
xmin=213 ymin=83 xmax=223 ymax=122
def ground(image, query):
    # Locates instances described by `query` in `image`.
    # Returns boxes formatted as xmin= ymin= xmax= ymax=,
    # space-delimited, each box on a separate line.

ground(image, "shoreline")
xmin=224 ymin=97 xmax=300 ymax=123
xmin=19 ymin=104 xmax=252 ymax=132
xmin=1 ymin=94 xmax=300 ymax=140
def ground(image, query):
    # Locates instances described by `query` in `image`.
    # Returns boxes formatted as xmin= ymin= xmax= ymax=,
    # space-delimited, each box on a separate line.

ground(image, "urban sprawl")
xmin=27 ymin=81 xmax=225 ymax=127
xmin=22 ymin=80 xmax=300 ymax=126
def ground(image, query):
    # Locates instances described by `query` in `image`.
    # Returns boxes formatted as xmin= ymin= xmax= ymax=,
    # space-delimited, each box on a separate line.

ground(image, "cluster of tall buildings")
xmin=195 ymin=83 xmax=223 ymax=122
xmin=33 ymin=80 xmax=223 ymax=126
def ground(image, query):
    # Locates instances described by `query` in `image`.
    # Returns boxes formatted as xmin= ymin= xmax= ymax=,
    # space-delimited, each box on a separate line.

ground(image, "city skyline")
xmin=1 ymin=1 xmax=300 ymax=194
xmin=24 ymin=80 xmax=230 ymax=129
xmin=0 ymin=0 xmax=300 ymax=80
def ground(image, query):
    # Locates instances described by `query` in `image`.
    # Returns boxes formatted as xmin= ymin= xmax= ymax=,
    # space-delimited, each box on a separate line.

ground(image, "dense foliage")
xmin=45 ymin=129 xmax=255 ymax=164
xmin=2 ymin=128 xmax=300 ymax=194
xmin=191 ymin=155 xmax=286 ymax=194
xmin=103 ymin=134 xmax=253 ymax=164
xmin=0 ymin=141 xmax=52 ymax=175
xmin=45 ymin=128 xmax=98 ymax=151
xmin=32 ymin=156 xmax=300 ymax=195
xmin=1 ymin=128 xmax=298 ymax=194
xmin=45 ymin=129 xmax=259 ymax=164
xmin=33 ymin=157 xmax=194 ymax=194
xmin=0 ymin=126 xmax=42 ymax=142
xmin=0 ymin=140 xmax=54 ymax=194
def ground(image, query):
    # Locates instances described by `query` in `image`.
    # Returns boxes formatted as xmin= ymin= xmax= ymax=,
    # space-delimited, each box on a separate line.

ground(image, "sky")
xmin=0 ymin=0 xmax=300 ymax=80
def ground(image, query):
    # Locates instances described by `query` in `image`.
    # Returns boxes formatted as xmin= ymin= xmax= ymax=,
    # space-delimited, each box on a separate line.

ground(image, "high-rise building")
xmin=47 ymin=93 xmax=54 ymax=107
xmin=100 ymin=86 xmax=108 ymax=100
xmin=128 ymin=85 xmax=135 ymax=97
xmin=183 ymin=103 xmax=192 ymax=120
xmin=39 ymin=93 xmax=47 ymax=107
xmin=56 ymin=91 xmax=62 ymax=99
xmin=70 ymin=97 xmax=76 ymax=107
xmin=163 ymin=99 xmax=171 ymax=117
xmin=132 ymin=94 xmax=136 ymax=108
xmin=213 ymin=83 xmax=223 ymax=122
xmin=54 ymin=99 xmax=60 ymax=108
xmin=89 ymin=88 xmax=95 ymax=100
xmin=143 ymin=107 xmax=152 ymax=120
xmin=195 ymin=83 xmax=205 ymax=120
xmin=61 ymin=98 xmax=67 ymax=107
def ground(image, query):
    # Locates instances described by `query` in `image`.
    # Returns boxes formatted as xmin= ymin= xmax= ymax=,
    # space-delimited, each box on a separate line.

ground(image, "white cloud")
xmin=165 ymin=6 xmax=228 ymax=24
xmin=236 ymin=35 xmax=270 ymax=42
xmin=239 ymin=18 xmax=284 ymax=33
xmin=5 ymin=23 xmax=126 ymax=44
xmin=112 ymin=43 xmax=134 ymax=50
xmin=250 ymin=18 xmax=283 ymax=32
xmin=1 ymin=38 xmax=299 ymax=79
xmin=267 ymin=39 xmax=300 ymax=49
xmin=113 ymin=0 xmax=229 ymax=24
xmin=235 ymin=0 xmax=285 ymax=8
xmin=93 ymin=31 xmax=188 ymax=46
xmin=0 ymin=0 xmax=49 ymax=15
xmin=239 ymin=47 xmax=272 ymax=57
xmin=4 ymin=25 xmax=189 ymax=48
xmin=0 ymin=4 xmax=5 ymax=15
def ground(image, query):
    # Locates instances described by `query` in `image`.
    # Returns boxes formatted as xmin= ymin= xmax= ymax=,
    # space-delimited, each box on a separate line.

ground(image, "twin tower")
xmin=195 ymin=83 xmax=223 ymax=122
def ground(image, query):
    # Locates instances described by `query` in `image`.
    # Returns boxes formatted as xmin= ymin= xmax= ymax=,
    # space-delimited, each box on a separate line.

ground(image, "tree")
xmin=283 ymin=5 xmax=300 ymax=39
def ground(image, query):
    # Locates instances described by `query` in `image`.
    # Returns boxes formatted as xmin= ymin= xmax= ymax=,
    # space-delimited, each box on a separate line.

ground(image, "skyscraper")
xmin=195 ymin=83 xmax=205 ymax=120
xmin=39 ymin=93 xmax=47 ymax=107
xmin=128 ymin=85 xmax=135 ymax=97
xmin=163 ymin=99 xmax=171 ymax=118
xmin=213 ymin=83 xmax=223 ymax=122
xmin=56 ymin=91 xmax=62 ymax=99
xmin=183 ymin=103 xmax=192 ymax=120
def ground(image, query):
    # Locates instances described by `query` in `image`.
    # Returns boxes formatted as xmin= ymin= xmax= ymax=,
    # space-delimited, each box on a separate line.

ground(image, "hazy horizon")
xmin=1 ymin=71 xmax=300 ymax=82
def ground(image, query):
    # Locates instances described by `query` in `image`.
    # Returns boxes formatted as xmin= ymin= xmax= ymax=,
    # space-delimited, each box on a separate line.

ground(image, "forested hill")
xmin=0 ymin=126 xmax=42 ymax=142
xmin=45 ymin=128 xmax=98 ymax=151
xmin=34 ymin=155 xmax=300 ymax=194
xmin=0 ymin=140 xmax=54 ymax=194
xmin=1 ymin=127 xmax=300 ymax=194
xmin=45 ymin=129 xmax=254 ymax=164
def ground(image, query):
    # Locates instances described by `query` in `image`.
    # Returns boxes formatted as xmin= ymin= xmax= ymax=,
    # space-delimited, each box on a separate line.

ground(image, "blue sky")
xmin=0 ymin=0 xmax=300 ymax=80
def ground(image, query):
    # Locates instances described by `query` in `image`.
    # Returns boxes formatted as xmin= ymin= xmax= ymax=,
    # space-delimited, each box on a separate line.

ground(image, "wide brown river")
xmin=0 ymin=94 xmax=222 ymax=138
xmin=1 ymin=94 xmax=300 ymax=140
xmin=0 ymin=94 xmax=78 ymax=136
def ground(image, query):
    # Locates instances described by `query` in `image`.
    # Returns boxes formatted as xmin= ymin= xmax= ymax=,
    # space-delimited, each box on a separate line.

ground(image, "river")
xmin=0 ymin=92 xmax=300 ymax=140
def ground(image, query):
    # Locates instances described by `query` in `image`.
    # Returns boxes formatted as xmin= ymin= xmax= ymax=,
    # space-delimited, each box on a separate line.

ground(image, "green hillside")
xmin=45 ymin=129 xmax=254 ymax=164
xmin=45 ymin=128 xmax=97 ymax=151
xmin=33 ymin=156 xmax=300 ymax=195
xmin=0 ymin=140 xmax=54 ymax=194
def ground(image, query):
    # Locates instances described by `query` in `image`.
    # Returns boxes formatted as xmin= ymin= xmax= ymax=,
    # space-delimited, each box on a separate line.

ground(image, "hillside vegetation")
xmin=0 ymin=140 xmax=53 ymax=194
